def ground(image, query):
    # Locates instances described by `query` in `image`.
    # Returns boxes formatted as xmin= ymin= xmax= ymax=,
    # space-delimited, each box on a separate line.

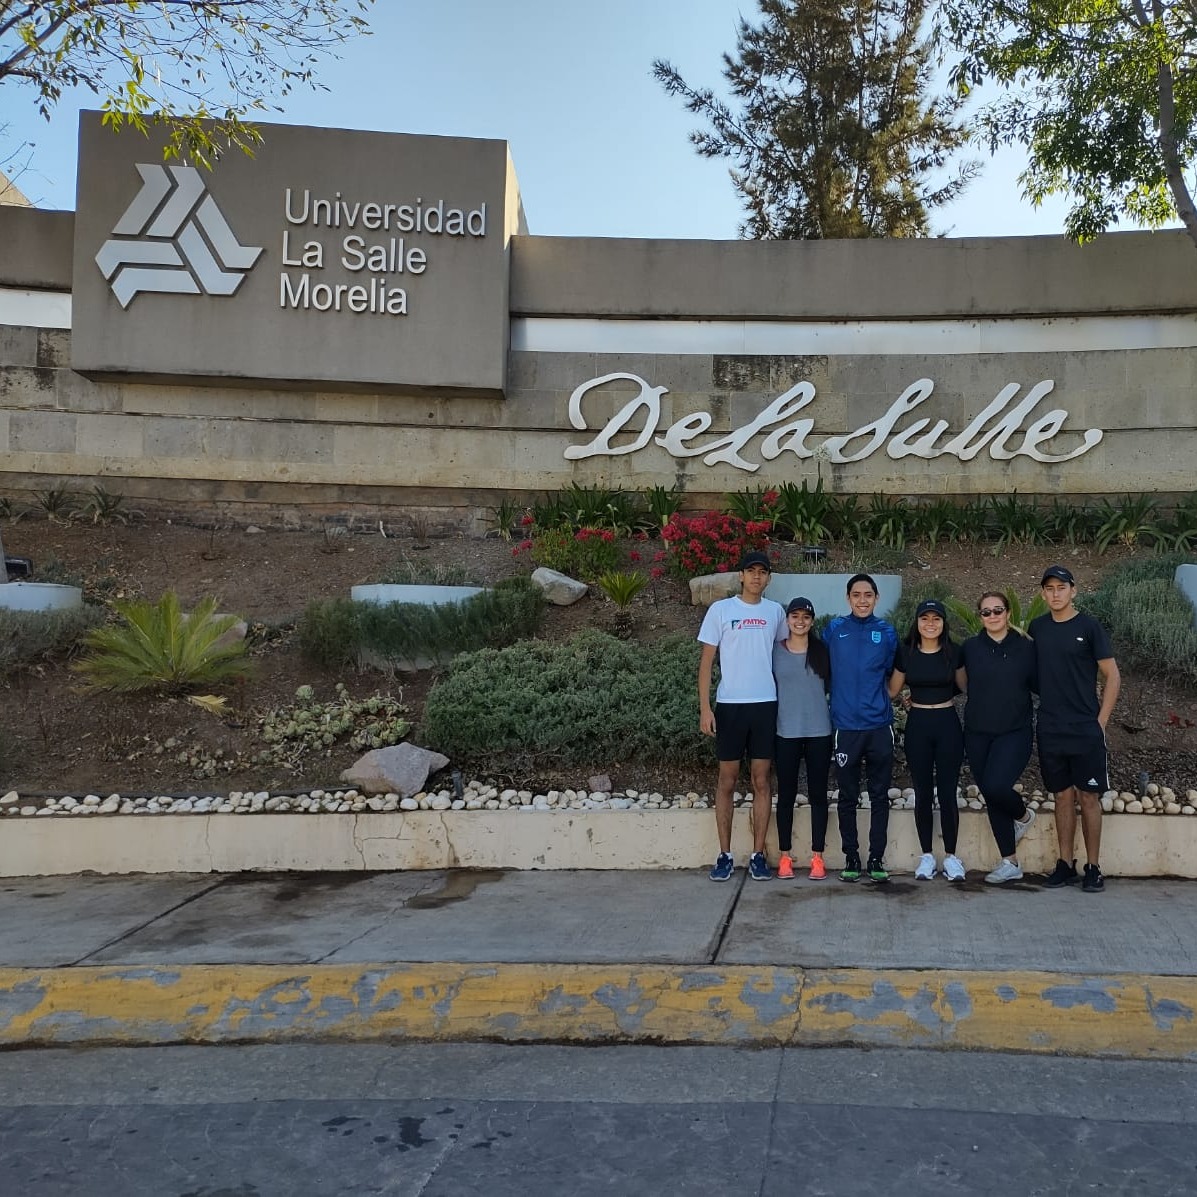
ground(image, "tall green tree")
xmin=0 ymin=1 xmax=373 ymax=166
xmin=946 ymin=0 xmax=1197 ymax=247
xmin=653 ymin=0 xmax=978 ymax=239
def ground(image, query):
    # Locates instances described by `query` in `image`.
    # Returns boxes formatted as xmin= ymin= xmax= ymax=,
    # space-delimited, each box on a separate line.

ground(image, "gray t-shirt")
xmin=773 ymin=642 xmax=833 ymax=738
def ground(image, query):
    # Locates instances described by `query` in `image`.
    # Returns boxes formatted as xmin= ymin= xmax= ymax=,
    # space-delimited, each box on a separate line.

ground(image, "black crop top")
xmin=894 ymin=641 xmax=960 ymax=704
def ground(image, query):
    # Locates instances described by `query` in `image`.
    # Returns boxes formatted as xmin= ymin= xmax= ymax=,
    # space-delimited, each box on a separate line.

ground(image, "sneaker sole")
xmin=1044 ymin=877 xmax=1079 ymax=888
xmin=840 ymin=874 xmax=860 ymax=883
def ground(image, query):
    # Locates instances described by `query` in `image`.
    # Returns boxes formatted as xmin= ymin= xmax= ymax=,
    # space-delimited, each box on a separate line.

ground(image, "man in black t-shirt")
xmin=1029 ymin=565 xmax=1121 ymax=893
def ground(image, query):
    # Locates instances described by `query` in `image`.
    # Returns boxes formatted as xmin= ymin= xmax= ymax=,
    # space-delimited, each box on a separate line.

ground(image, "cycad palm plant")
xmin=74 ymin=592 xmax=250 ymax=692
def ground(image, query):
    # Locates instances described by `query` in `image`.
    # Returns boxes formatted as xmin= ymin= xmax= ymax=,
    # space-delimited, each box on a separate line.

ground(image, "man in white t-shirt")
xmin=697 ymin=550 xmax=786 ymax=881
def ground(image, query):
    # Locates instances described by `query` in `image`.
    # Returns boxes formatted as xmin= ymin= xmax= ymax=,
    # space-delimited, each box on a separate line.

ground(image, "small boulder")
xmin=531 ymin=567 xmax=588 ymax=606
xmin=588 ymin=773 xmax=613 ymax=793
xmin=689 ymin=572 xmax=740 ymax=607
xmin=340 ymin=743 xmax=449 ymax=797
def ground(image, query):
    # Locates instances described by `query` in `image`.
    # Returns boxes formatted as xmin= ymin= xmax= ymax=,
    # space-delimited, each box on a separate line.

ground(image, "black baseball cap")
xmin=916 ymin=599 xmax=947 ymax=619
xmin=786 ymin=596 xmax=815 ymax=616
xmin=739 ymin=551 xmax=771 ymax=571
xmin=1041 ymin=565 xmax=1076 ymax=586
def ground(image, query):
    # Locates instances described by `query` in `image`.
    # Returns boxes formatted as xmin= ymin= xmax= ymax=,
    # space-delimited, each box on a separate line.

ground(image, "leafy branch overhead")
xmin=943 ymin=0 xmax=1197 ymax=247
xmin=1 ymin=1 xmax=374 ymax=166
xmin=653 ymin=0 xmax=979 ymax=238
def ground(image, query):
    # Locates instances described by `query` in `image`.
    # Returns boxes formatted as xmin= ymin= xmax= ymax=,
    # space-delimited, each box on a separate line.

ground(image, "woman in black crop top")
xmin=888 ymin=598 xmax=965 ymax=881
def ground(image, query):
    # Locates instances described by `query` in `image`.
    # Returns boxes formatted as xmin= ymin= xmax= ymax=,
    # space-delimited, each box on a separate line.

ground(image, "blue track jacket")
xmin=826 ymin=612 xmax=899 ymax=730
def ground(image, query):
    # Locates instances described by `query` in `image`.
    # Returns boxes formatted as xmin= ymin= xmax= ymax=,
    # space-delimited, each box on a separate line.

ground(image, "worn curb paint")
xmin=1 ymin=965 xmax=1194 ymax=1059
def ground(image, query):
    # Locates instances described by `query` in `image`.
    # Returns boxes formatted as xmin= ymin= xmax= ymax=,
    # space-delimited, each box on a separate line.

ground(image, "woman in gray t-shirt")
xmin=773 ymin=597 xmax=833 ymax=879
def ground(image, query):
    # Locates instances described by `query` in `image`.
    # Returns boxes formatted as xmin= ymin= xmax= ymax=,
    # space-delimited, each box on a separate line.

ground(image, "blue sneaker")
xmin=748 ymin=852 xmax=773 ymax=881
xmin=709 ymin=852 xmax=734 ymax=881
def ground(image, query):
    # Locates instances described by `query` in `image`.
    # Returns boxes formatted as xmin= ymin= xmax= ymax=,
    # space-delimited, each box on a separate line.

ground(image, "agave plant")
xmin=74 ymin=592 xmax=250 ymax=693
xmin=597 ymin=570 xmax=649 ymax=608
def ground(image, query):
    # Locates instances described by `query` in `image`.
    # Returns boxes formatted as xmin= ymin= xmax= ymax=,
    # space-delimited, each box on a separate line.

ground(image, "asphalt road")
xmin=2 ymin=1043 xmax=1196 ymax=1195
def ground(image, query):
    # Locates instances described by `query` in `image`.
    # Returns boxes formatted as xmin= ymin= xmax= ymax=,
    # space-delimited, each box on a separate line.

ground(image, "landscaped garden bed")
xmin=1 ymin=483 xmax=1195 ymax=811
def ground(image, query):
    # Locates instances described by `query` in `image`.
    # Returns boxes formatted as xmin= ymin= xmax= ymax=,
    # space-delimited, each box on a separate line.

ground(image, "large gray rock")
xmin=340 ymin=743 xmax=449 ymax=797
xmin=689 ymin=572 xmax=740 ymax=607
xmin=531 ymin=567 xmax=588 ymax=606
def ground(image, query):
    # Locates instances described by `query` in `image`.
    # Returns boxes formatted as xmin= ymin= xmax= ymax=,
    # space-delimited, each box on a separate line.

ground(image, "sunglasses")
xmin=979 ymin=606 xmax=1007 ymax=617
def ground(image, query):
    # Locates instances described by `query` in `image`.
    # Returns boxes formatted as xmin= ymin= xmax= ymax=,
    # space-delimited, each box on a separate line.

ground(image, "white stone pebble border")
xmin=2 ymin=780 xmax=1195 ymax=817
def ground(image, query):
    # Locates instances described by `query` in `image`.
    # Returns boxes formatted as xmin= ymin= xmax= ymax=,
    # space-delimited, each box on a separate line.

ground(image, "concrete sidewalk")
xmin=2 ymin=869 xmax=1196 ymax=1059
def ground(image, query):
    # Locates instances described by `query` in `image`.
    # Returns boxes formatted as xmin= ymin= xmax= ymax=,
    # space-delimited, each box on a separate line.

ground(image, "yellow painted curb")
xmin=1 ymin=965 xmax=1194 ymax=1059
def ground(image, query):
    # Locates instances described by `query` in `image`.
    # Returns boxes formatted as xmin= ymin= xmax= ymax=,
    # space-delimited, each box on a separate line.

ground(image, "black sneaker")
xmin=866 ymin=856 xmax=890 ymax=883
xmin=1043 ymin=858 xmax=1078 ymax=888
xmin=1082 ymin=863 xmax=1105 ymax=892
xmin=840 ymin=853 xmax=862 ymax=883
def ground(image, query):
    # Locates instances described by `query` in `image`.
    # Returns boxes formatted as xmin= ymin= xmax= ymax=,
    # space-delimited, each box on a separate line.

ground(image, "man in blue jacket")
xmin=826 ymin=573 xmax=899 ymax=882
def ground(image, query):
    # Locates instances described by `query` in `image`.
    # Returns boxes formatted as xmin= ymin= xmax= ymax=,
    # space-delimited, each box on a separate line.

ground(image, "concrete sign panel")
xmin=71 ymin=113 xmax=525 ymax=394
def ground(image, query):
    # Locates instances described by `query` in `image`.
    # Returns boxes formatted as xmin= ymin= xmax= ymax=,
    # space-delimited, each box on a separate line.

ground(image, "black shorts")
xmin=715 ymin=701 xmax=778 ymax=763
xmin=1038 ymin=731 xmax=1109 ymax=795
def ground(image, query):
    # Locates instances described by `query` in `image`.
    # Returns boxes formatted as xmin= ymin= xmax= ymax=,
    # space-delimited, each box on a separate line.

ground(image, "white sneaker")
xmin=943 ymin=854 xmax=966 ymax=882
xmin=1013 ymin=809 xmax=1036 ymax=845
xmin=985 ymin=859 xmax=1023 ymax=885
xmin=914 ymin=852 xmax=937 ymax=880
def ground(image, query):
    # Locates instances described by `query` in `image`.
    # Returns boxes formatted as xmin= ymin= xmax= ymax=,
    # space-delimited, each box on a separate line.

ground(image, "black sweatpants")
xmin=965 ymin=726 xmax=1033 ymax=858
xmin=775 ymin=734 xmax=833 ymax=853
xmin=834 ymin=725 xmax=894 ymax=861
xmin=905 ymin=707 xmax=965 ymax=855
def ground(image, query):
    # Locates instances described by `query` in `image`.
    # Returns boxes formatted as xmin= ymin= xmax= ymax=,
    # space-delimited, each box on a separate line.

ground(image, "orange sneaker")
xmin=808 ymin=853 xmax=827 ymax=880
xmin=777 ymin=854 xmax=795 ymax=879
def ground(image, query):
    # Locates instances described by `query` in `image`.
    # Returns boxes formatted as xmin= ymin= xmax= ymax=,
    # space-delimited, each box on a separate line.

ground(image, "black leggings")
xmin=775 ymin=734 xmax=832 ymax=853
xmin=905 ymin=707 xmax=964 ymax=854
xmin=965 ymin=726 xmax=1033 ymax=858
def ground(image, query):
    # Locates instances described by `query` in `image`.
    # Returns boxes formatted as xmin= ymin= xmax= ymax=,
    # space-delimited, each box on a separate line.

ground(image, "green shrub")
xmin=297 ymin=598 xmax=363 ymax=668
xmin=529 ymin=525 xmax=619 ymax=581
xmin=298 ymin=577 xmax=544 ymax=670
xmin=422 ymin=629 xmax=709 ymax=767
xmin=1085 ymin=553 xmax=1197 ymax=682
xmin=377 ymin=559 xmax=478 ymax=587
xmin=74 ymin=592 xmax=251 ymax=693
xmin=0 ymin=606 xmax=107 ymax=675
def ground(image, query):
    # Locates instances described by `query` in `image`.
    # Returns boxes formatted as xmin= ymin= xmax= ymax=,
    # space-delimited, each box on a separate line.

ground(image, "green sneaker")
xmin=840 ymin=853 xmax=862 ymax=882
xmin=866 ymin=856 xmax=889 ymax=882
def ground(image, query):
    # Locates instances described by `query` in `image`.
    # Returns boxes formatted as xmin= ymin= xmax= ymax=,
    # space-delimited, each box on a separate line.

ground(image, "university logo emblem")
xmin=96 ymin=164 xmax=262 ymax=308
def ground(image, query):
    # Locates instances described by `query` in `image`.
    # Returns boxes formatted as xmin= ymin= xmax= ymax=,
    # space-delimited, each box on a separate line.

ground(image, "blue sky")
xmin=5 ymin=0 xmax=1141 ymax=240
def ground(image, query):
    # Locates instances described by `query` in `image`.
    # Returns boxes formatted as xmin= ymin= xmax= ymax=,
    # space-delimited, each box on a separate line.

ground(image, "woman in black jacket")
xmin=956 ymin=592 xmax=1038 ymax=884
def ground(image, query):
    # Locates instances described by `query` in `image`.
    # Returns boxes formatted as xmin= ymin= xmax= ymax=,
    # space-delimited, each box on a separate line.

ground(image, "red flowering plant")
xmin=661 ymin=511 xmax=774 ymax=580
xmin=528 ymin=524 xmax=620 ymax=581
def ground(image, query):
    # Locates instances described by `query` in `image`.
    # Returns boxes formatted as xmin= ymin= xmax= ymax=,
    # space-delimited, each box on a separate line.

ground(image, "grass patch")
xmin=0 ymin=606 xmax=108 ymax=675
xmin=299 ymin=576 xmax=544 ymax=669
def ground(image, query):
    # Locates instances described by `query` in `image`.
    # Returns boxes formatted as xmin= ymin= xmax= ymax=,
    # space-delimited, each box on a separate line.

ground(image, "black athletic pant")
xmin=965 ymin=726 xmax=1033 ymax=858
xmin=775 ymin=734 xmax=833 ymax=853
xmin=905 ymin=707 xmax=965 ymax=855
xmin=834 ymin=726 xmax=894 ymax=861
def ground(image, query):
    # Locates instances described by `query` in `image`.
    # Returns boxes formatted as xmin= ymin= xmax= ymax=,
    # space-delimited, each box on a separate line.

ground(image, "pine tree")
xmin=653 ymin=0 xmax=978 ymax=239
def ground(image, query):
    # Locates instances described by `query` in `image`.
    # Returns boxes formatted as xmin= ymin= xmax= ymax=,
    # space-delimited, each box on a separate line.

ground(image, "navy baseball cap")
xmin=916 ymin=599 xmax=947 ymax=619
xmin=1041 ymin=565 xmax=1076 ymax=586
xmin=786 ymin=596 xmax=815 ymax=616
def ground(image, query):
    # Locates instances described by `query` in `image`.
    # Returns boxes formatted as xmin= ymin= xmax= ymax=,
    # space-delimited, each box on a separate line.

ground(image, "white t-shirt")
xmin=698 ymin=595 xmax=787 ymax=704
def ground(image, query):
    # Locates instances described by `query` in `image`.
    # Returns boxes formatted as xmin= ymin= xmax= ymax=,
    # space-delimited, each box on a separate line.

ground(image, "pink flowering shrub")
xmin=661 ymin=512 xmax=773 ymax=579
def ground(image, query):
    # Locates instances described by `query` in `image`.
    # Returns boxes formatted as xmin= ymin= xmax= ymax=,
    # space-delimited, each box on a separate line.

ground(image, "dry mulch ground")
xmin=2 ymin=518 xmax=1195 ymax=798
